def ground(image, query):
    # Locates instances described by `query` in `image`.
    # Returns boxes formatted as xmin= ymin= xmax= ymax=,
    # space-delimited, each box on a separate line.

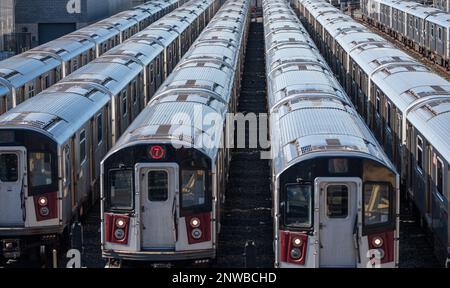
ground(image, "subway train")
xmin=264 ymin=0 xmax=399 ymax=268
xmin=361 ymin=0 xmax=450 ymax=68
xmin=295 ymin=0 xmax=450 ymax=266
xmin=0 ymin=0 xmax=186 ymax=115
xmin=0 ymin=0 xmax=220 ymax=261
xmin=100 ymin=0 xmax=250 ymax=267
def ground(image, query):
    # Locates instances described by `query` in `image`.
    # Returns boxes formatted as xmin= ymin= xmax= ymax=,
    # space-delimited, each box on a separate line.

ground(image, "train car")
xmin=0 ymin=0 xmax=184 ymax=116
xmin=296 ymin=0 xmax=450 ymax=266
xmin=263 ymin=0 xmax=399 ymax=268
xmin=362 ymin=0 xmax=450 ymax=68
xmin=0 ymin=0 xmax=218 ymax=262
xmin=435 ymin=0 xmax=450 ymax=12
xmin=100 ymin=0 xmax=250 ymax=267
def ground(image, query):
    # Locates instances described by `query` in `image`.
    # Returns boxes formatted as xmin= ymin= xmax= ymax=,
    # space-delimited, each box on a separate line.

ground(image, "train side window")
xmin=156 ymin=57 xmax=161 ymax=75
xmin=0 ymin=153 xmax=18 ymax=182
xmin=96 ymin=114 xmax=103 ymax=145
xmin=121 ymin=91 xmax=127 ymax=117
xmin=376 ymin=94 xmax=381 ymax=116
xmin=27 ymin=84 xmax=35 ymax=99
xmin=438 ymin=27 xmax=442 ymax=41
xmin=417 ymin=136 xmax=424 ymax=171
xmin=42 ymin=75 xmax=50 ymax=90
xmin=284 ymin=184 xmax=312 ymax=228
xmin=132 ymin=81 xmax=137 ymax=104
xmin=363 ymin=182 xmax=391 ymax=226
xmin=64 ymin=147 xmax=70 ymax=186
xmin=386 ymin=102 xmax=392 ymax=129
xmin=148 ymin=170 xmax=168 ymax=202
xmin=431 ymin=24 xmax=435 ymax=37
xmin=79 ymin=130 xmax=86 ymax=165
xmin=181 ymin=170 xmax=206 ymax=208
xmin=150 ymin=64 xmax=154 ymax=83
xmin=436 ymin=157 xmax=444 ymax=196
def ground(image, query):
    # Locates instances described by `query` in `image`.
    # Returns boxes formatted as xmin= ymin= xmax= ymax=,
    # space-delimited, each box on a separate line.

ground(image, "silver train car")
xmin=0 ymin=0 xmax=185 ymax=115
xmin=0 ymin=0 xmax=219 ymax=261
xmin=435 ymin=0 xmax=450 ymax=12
xmin=296 ymin=0 xmax=450 ymax=266
xmin=100 ymin=0 xmax=250 ymax=266
xmin=361 ymin=0 xmax=450 ymax=68
xmin=264 ymin=0 xmax=399 ymax=268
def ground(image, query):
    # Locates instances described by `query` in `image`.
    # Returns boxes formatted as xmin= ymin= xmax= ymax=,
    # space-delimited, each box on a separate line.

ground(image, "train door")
xmin=137 ymin=163 xmax=179 ymax=250
xmin=0 ymin=147 xmax=26 ymax=227
xmin=315 ymin=177 xmax=361 ymax=267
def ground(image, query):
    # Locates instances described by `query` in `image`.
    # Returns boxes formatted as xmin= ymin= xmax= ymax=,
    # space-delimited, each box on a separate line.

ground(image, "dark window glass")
xmin=387 ymin=102 xmax=392 ymax=128
xmin=122 ymin=92 xmax=127 ymax=116
xmin=109 ymin=169 xmax=133 ymax=209
xmin=0 ymin=153 xmax=18 ymax=182
xmin=80 ymin=130 xmax=86 ymax=164
xmin=181 ymin=170 xmax=206 ymax=208
xmin=29 ymin=152 xmax=52 ymax=187
xmin=285 ymin=184 xmax=312 ymax=228
xmin=417 ymin=137 xmax=423 ymax=170
xmin=148 ymin=171 xmax=168 ymax=201
xmin=328 ymin=159 xmax=348 ymax=174
xmin=327 ymin=185 xmax=348 ymax=218
xmin=437 ymin=158 xmax=444 ymax=196
xmin=97 ymin=114 xmax=103 ymax=144
xmin=364 ymin=183 xmax=391 ymax=226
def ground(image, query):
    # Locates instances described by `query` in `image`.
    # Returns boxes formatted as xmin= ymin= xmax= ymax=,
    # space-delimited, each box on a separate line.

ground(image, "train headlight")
xmin=114 ymin=228 xmax=125 ymax=240
xmin=39 ymin=206 xmax=50 ymax=216
xmin=38 ymin=196 xmax=48 ymax=206
xmin=116 ymin=218 xmax=126 ymax=229
xmin=290 ymin=248 xmax=302 ymax=260
xmin=190 ymin=217 xmax=201 ymax=228
xmin=372 ymin=236 xmax=384 ymax=248
xmin=191 ymin=228 xmax=202 ymax=240
xmin=292 ymin=237 xmax=303 ymax=247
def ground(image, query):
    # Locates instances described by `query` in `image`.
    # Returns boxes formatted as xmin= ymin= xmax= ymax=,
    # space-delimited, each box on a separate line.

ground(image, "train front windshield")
xmin=284 ymin=184 xmax=313 ymax=228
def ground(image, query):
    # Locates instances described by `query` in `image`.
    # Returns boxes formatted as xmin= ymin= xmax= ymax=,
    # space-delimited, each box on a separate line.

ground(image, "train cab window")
xmin=29 ymin=152 xmax=53 ymax=187
xmin=417 ymin=136 xmax=424 ymax=171
xmin=181 ymin=170 xmax=206 ymax=208
xmin=363 ymin=183 xmax=391 ymax=226
xmin=437 ymin=157 xmax=444 ymax=196
xmin=148 ymin=170 xmax=168 ymax=202
xmin=63 ymin=148 xmax=70 ymax=186
xmin=109 ymin=169 xmax=133 ymax=210
xmin=79 ymin=130 xmax=86 ymax=165
xmin=284 ymin=184 xmax=312 ymax=228
xmin=96 ymin=114 xmax=103 ymax=145
xmin=0 ymin=153 xmax=18 ymax=182
xmin=326 ymin=185 xmax=349 ymax=218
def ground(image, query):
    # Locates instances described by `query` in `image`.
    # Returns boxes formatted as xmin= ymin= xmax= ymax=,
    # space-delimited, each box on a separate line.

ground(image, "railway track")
xmin=214 ymin=19 xmax=273 ymax=268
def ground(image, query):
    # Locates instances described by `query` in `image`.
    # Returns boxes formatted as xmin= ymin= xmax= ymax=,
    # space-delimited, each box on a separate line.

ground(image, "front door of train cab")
xmin=315 ymin=177 xmax=361 ymax=267
xmin=137 ymin=163 xmax=179 ymax=250
xmin=0 ymin=147 xmax=26 ymax=227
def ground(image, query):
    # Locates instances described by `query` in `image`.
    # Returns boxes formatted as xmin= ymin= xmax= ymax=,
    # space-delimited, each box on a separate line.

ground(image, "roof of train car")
xmin=0 ymin=55 xmax=60 ymax=88
xmin=107 ymin=2 xmax=250 ymax=159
